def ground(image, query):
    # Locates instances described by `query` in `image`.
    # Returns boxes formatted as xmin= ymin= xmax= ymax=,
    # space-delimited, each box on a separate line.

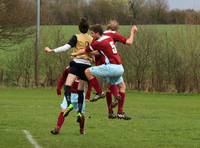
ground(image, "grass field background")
xmin=0 ymin=88 xmax=200 ymax=148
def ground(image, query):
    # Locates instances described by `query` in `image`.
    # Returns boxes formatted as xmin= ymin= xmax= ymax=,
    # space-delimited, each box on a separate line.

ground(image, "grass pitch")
xmin=0 ymin=88 xmax=200 ymax=148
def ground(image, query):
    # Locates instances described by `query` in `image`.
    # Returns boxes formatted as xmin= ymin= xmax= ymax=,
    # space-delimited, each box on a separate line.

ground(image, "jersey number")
xmin=109 ymin=41 xmax=117 ymax=54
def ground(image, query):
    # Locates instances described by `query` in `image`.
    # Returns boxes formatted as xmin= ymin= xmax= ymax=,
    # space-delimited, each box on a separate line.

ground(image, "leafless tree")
xmin=0 ymin=0 xmax=34 ymax=50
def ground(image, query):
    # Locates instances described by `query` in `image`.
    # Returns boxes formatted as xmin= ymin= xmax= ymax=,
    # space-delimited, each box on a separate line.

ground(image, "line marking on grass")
xmin=22 ymin=130 xmax=42 ymax=148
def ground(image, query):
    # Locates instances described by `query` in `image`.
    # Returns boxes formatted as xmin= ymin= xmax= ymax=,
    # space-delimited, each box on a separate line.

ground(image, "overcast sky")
xmin=168 ymin=0 xmax=200 ymax=10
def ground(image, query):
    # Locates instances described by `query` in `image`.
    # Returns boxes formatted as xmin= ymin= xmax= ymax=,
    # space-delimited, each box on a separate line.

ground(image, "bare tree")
xmin=128 ymin=0 xmax=145 ymax=23
xmin=0 ymin=0 xmax=34 ymax=50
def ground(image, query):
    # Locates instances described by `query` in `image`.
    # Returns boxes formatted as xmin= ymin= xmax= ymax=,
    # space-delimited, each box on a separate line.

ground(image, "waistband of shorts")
xmin=73 ymin=59 xmax=91 ymax=65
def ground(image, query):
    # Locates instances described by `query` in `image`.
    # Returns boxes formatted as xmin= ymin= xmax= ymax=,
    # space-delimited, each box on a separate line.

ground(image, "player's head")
xmin=89 ymin=24 xmax=103 ymax=39
xmin=79 ymin=17 xmax=89 ymax=33
xmin=107 ymin=20 xmax=119 ymax=31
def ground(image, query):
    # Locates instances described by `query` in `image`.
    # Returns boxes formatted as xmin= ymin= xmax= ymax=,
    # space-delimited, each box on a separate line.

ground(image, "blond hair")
xmin=107 ymin=20 xmax=119 ymax=31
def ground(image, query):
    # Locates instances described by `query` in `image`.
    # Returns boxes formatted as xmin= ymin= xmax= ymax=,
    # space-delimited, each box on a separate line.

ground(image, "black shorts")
xmin=69 ymin=61 xmax=91 ymax=81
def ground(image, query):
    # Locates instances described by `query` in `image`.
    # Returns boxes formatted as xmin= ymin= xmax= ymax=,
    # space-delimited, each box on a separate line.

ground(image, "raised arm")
xmin=44 ymin=35 xmax=77 ymax=53
xmin=44 ymin=44 xmax=71 ymax=53
xmin=126 ymin=25 xmax=138 ymax=45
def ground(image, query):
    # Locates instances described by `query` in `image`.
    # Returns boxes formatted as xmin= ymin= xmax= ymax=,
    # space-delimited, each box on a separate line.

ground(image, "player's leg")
xmin=79 ymin=114 xmax=85 ymax=134
xmin=73 ymin=94 xmax=86 ymax=134
xmin=109 ymin=84 xmax=121 ymax=107
xmin=106 ymin=84 xmax=116 ymax=119
xmin=51 ymin=97 xmax=70 ymax=135
xmin=85 ymin=81 xmax=92 ymax=101
xmin=88 ymin=64 xmax=123 ymax=102
xmin=77 ymin=80 xmax=85 ymax=123
xmin=107 ymin=76 xmax=123 ymax=108
xmin=72 ymin=63 xmax=89 ymax=124
xmin=64 ymin=73 xmax=76 ymax=110
xmin=50 ymin=108 xmax=65 ymax=135
xmin=64 ymin=61 xmax=80 ymax=109
xmin=80 ymin=98 xmax=86 ymax=134
xmin=107 ymin=64 xmax=124 ymax=104
xmin=85 ymin=68 xmax=105 ymax=101
xmin=117 ymin=81 xmax=131 ymax=120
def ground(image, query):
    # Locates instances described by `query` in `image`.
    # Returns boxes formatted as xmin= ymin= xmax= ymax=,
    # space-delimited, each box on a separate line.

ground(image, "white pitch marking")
xmin=22 ymin=130 xmax=42 ymax=148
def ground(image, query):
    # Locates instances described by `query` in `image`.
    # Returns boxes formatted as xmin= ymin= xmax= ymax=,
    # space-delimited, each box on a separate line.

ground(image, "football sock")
xmin=56 ymin=112 xmax=65 ymax=129
xmin=64 ymin=85 xmax=71 ymax=106
xmin=85 ymin=82 xmax=92 ymax=100
xmin=118 ymin=92 xmax=125 ymax=113
xmin=109 ymin=85 xmax=120 ymax=98
xmin=89 ymin=77 xmax=102 ymax=94
xmin=106 ymin=92 xmax=113 ymax=113
xmin=78 ymin=90 xmax=84 ymax=113
xmin=79 ymin=115 xmax=85 ymax=134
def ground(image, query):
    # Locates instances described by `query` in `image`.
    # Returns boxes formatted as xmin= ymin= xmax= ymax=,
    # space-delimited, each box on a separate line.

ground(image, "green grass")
xmin=0 ymin=88 xmax=200 ymax=148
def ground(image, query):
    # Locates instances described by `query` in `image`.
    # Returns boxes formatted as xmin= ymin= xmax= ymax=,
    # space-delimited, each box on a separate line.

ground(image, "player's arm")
xmin=71 ymin=41 xmax=98 ymax=56
xmin=126 ymin=25 xmax=138 ymax=45
xmin=44 ymin=44 xmax=71 ymax=53
xmin=44 ymin=35 xmax=77 ymax=53
xmin=71 ymin=49 xmax=86 ymax=56
xmin=90 ymin=50 xmax=100 ymax=55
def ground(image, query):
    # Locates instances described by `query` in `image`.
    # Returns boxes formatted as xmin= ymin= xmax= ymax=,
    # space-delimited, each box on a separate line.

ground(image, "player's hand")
xmin=44 ymin=47 xmax=53 ymax=53
xmin=90 ymin=50 xmax=100 ymax=55
xmin=71 ymin=52 xmax=77 ymax=57
xmin=57 ymin=89 xmax=61 ymax=96
xmin=70 ymin=52 xmax=77 ymax=59
xmin=131 ymin=25 xmax=138 ymax=34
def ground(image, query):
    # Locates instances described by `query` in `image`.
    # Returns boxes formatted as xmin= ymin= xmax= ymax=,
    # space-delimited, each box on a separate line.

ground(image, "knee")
xmin=85 ymin=68 xmax=93 ymax=79
xmin=85 ymin=68 xmax=90 ymax=75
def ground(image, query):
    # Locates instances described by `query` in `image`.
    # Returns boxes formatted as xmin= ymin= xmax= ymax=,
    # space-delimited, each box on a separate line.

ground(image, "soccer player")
xmin=51 ymin=67 xmax=86 ymax=135
xmin=44 ymin=18 xmax=104 ymax=122
xmin=103 ymin=20 xmax=137 ymax=120
xmin=71 ymin=24 xmax=125 ymax=109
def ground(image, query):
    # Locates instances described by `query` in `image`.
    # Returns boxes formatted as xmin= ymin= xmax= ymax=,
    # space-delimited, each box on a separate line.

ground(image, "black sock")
xmin=78 ymin=90 xmax=84 ymax=113
xmin=64 ymin=85 xmax=71 ymax=107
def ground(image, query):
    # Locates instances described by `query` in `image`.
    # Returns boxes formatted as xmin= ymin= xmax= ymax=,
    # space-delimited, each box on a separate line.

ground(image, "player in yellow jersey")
xmin=44 ymin=18 xmax=105 ymax=134
xmin=45 ymin=18 xmax=105 ymax=134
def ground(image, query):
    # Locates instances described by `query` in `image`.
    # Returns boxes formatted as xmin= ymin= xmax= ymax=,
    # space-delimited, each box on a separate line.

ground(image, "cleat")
xmin=90 ymin=92 xmax=105 ymax=102
xmin=63 ymin=104 xmax=73 ymax=117
xmin=76 ymin=112 xmax=82 ymax=123
xmin=117 ymin=112 xmax=131 ymax=120
xmin=108 ymin=112 xmax=117 ymax=119
xmin=50 ymin=127 xmax=59 ymax=135
xmin=111 ymin=96 xmax=121 ymax=108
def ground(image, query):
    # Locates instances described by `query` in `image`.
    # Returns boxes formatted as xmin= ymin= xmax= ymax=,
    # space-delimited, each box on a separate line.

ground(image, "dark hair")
xmin=79 ymin=17 xmax=89 ymax=33
xmin=90 ymin=24 xmax=103 ymax=35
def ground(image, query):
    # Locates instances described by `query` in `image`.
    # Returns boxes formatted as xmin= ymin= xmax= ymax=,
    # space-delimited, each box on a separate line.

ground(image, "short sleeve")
xmin=114 ymin=32 xmax=127 ymax=44
xmin=67 ymin=35 xmax=77 ymax=48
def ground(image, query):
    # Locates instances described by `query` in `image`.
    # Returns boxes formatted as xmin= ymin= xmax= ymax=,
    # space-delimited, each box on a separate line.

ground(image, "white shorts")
xmin=89 ymin=64 xmax=124 ymax=84
xmin=60 ymin=93 xmax=86 ymax=113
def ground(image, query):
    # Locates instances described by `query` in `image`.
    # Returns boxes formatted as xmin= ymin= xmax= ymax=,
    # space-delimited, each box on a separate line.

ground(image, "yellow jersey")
xmin=73 ymin=33 xmax=93 ymax=62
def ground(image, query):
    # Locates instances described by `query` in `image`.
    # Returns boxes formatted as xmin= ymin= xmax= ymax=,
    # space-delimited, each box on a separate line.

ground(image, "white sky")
xmin=167 ymin=0 xmax=200 ymax=10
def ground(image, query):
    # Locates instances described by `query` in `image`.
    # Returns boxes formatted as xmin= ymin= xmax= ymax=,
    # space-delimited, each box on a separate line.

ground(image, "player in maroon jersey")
xmin=71 ymin=24 xmax=125 ymax=110
xmin=51 ymin=67 xmax=86 ymax=135
xmin=103 ymin=20 xmax=137 ymax=120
